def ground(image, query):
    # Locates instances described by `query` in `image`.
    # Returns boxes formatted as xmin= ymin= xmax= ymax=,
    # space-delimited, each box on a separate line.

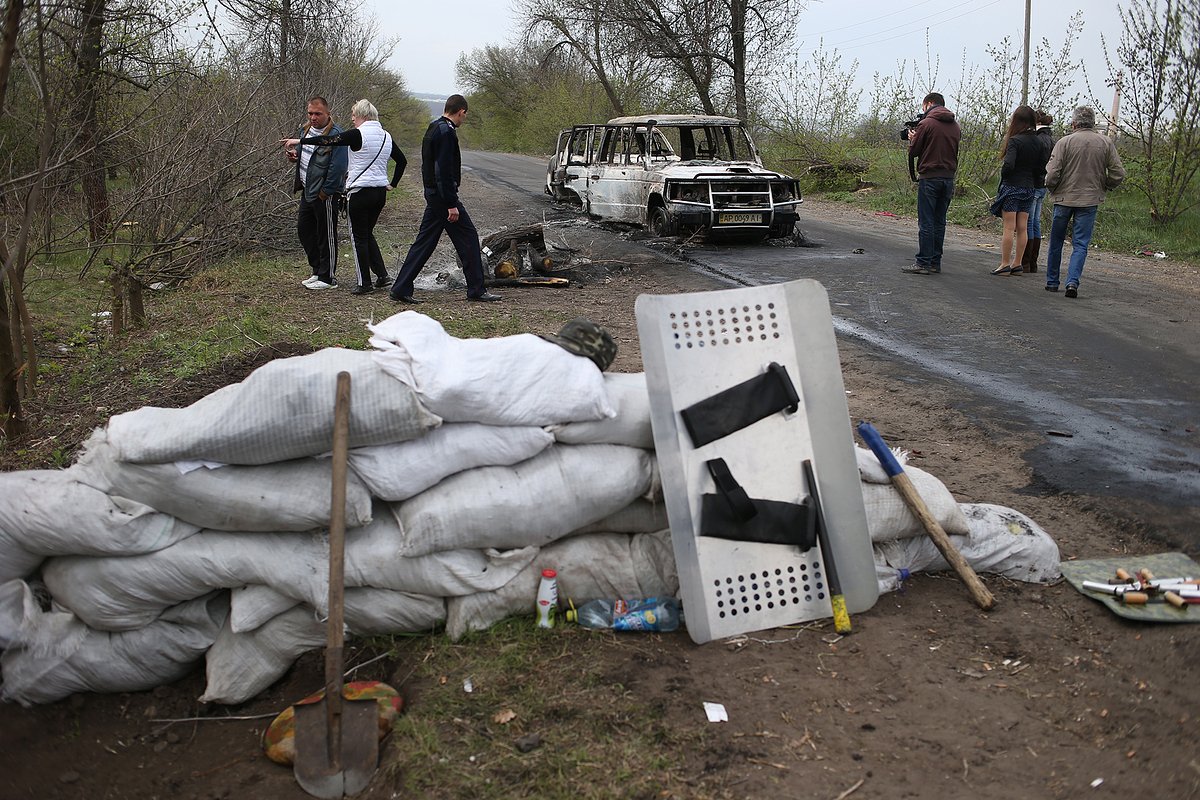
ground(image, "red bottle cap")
xmin=541 ymin=569 xmax=557 ymax=579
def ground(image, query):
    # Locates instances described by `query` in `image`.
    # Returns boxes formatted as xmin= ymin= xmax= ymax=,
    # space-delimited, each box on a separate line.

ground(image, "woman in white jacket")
xmin=284 ymin=99 xmax=407 ymax=294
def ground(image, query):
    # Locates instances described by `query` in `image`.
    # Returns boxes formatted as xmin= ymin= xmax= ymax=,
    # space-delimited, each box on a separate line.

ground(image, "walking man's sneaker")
xmin=350 ymin=285 xmax=374 ymax=295
xmin=468 ymin=292 xmax=503 ymax=302
xmin=306 ymin=280 xmax=335 ymax=290
xmin=901 ymin=264 xmax=931 ymax=275
xmin=302 ymin=275 xmax=320 ymax=286
xmin=1064 ymin=284 xmax=1079 ymax=298
xmin=374 ymin=274 xmax=391 ymax=289
xmin=390 ymin=293 xmax=422 ymax=304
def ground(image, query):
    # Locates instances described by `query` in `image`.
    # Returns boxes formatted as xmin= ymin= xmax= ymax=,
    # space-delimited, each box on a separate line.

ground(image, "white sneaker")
xmin=306 ymin=280 xmax=334 ymax=290
xmin=302 ymin=275 xmax=320 ymax=286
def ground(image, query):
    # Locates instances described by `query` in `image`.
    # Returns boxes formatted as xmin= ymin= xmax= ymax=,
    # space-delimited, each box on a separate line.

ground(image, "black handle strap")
xmin=705 ymin=459 xmax=756 ymax=522
xmin=699 ymin=459 xmax=815 ymax=550
xmin=680 ymin=362 xmax=800 ymax=448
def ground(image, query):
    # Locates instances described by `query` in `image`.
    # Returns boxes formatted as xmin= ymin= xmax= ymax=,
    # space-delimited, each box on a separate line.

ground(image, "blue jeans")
xmin=1027 ymin=188 xmax=1047 ymax=238
xmin=1045 ymin=204 xmax=1098 ymax=288
xmin=916 ymin=177 xmax=955 ymax=267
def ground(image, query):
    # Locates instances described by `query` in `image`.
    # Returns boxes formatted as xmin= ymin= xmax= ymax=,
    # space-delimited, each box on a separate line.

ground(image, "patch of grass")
xmin=384 ymin=619 xmax=709 ymax=800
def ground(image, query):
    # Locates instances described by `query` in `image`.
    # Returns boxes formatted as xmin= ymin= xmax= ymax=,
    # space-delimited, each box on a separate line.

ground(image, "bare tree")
xmin=0 ymin=0 xmax=26 ymax=436
xmin=1104 ymin=0 xmax=1199 ymax=223
xmin=769 ymin=40 xmax=864 ymax=185
xmin=520 ymin=0 xmax=641 ymax=116
xmin=610 ymin=0 xmax=800 ymax=121
xmin=0 ymin=0 xmax=414 ymax=445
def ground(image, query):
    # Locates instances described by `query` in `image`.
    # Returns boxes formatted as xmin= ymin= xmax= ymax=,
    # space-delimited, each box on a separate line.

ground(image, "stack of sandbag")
xmin=853 ymin=446 xmax=1061 ymax=590
xmin=0 ymin=314 xmax=678 ymax=706
xmin=0 ymin=310 xmax=1061 ymax=707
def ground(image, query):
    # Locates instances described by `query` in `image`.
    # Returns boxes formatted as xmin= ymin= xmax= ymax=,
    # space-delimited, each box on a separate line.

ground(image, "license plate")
xmin=718 ymin=213 xmax=763 ymax=224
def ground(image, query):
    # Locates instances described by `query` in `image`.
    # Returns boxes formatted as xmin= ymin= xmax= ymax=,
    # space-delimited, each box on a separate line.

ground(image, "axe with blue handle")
xmin=857 ymin=421 xmax=996 ymax=611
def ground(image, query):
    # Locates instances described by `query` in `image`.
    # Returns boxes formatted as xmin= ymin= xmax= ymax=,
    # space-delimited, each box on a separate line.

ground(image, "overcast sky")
xmin=367 ymin=0 xmax=1126 ymax=107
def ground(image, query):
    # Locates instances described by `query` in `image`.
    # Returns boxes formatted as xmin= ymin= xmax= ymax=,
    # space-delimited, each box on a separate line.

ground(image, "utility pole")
xmin=1021 ymin=0 xmax=1032 ymax=106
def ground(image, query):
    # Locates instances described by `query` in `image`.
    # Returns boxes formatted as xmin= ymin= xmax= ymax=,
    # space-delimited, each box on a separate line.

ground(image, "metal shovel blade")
xmin=293 ymin=693 xmax=380 ymax=798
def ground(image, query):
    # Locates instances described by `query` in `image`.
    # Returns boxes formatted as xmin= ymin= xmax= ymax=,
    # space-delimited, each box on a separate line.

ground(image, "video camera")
xmin=899 ymin=112 xmax=926 ymax=142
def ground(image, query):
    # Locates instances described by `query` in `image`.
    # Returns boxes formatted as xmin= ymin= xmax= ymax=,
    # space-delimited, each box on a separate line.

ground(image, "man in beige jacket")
xmin=1043 ymin=106 xmax=1126 ymax=298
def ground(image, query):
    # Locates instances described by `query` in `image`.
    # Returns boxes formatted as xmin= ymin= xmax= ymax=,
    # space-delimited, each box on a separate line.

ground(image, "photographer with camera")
xmin=900 ymin=93 xmax=961 ymax=276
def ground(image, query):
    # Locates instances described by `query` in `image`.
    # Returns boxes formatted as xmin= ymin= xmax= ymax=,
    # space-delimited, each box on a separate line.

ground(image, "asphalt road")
xmin=463 ymin=151 xmax=1200 ymax=547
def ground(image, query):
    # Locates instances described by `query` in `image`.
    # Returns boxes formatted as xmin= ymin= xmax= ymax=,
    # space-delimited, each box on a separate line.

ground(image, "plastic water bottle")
xmin=535 ymin=569 xmax=558 ymax=628
xmin=566 ymin=597 xmax=681 ymax=632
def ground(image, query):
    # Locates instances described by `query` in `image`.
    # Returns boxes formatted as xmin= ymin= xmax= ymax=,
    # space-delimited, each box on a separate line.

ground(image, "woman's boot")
xmin=1022 ymin=238 xmax=1041 ymax=273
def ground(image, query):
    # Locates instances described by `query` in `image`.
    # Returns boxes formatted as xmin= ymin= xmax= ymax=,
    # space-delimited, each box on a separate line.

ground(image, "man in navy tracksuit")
xmin=287 ymin=96 xmax=348 ymax=289
xmin=389 ymin=94 xmax=501 ymax=303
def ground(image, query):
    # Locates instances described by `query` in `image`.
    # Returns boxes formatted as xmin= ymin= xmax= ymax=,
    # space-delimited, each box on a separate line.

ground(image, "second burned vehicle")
xmin=546 ymin=115 xmax=801 ymax=240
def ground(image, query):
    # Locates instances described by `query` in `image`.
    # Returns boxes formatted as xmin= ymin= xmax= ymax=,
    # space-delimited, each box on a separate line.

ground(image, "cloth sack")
xmin=42 ymin=520 xmax=534 ymax=631
xmin=105 ymin=348 xmax=440 ymax=465
xmin=445 ymin=530 xmax=678 ymax=640
xmin=73 ymin=430 xmax=373 ymax=531
xmin=390 ymin=444 xmax=654 ymax=557
xmin=0 ymin=591 xmax=227 ymax=706
xmin=368 ymin=311 xmax=615 ymax=426
xmin=0 ymin=470 xmax=199 ymax=583
xmin=873 ymin=502 xmax=1061 ymax=593
xmin=551 ymin=372 xmax=654 ymax=448
xmin=349 ymin=423 xmax=554 ymax=502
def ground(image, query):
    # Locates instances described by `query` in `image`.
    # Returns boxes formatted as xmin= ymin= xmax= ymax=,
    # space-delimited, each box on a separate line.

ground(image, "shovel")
xmin=293 ymin=371 xmax=380 ymax=798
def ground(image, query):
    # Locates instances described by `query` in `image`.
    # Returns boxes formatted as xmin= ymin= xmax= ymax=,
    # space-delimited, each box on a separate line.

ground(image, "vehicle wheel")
xmin=769 ymin=219 xmax=795 ymax=239
xmin=648 ymin=206 xmax=675 ymax=237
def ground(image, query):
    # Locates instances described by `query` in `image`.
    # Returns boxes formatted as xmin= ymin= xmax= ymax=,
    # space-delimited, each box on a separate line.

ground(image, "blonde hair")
xmin=351 ymin=99 xmax=379 ymax=121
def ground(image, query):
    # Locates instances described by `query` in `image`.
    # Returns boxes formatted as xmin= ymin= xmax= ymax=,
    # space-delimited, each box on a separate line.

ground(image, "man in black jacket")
xmin=389 ymin=95 xmax=501 ymax=303
xmin=286 ymin=96 xmax=348 ymax=290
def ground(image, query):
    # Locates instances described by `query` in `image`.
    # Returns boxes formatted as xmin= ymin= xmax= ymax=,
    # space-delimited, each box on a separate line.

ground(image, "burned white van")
xmin=546 ymin=115 xmax=801 ymax=239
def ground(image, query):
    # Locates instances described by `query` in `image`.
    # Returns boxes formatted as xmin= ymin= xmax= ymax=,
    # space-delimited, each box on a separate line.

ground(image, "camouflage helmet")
xmin=539 ymin=318 xmax=617 ymax=371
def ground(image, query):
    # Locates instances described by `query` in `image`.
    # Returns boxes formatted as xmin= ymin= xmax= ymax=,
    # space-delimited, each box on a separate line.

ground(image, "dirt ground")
xmin=2 ymin=173 xmax=1198 ymax=800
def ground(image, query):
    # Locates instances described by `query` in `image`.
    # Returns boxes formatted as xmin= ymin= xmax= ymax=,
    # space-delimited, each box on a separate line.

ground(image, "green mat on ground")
xmin=1061 ymin=552 xmax=1200 ymax=623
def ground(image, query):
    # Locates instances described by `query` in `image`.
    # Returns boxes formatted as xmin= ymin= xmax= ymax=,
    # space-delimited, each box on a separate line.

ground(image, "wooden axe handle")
xmin=857 ymin=422 xmax=996 ymax=611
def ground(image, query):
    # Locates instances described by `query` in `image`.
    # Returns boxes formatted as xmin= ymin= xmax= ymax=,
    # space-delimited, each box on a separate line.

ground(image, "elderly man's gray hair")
xmin=1071 ymin=106 xmax=1096 ymax=129
xmin=351 ymin=99 xmax=379 ymax=121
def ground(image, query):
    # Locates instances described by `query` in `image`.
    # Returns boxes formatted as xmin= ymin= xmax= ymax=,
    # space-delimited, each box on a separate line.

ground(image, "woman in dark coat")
xmin=988 ymin=105 xmax=1042 ymax=275
xmin=1020 ymin=110 xmax=1055 ymax=272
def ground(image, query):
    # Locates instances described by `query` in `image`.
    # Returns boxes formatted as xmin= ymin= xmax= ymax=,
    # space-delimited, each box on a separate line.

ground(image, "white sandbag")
xmin=551 ymin=372 xmax=653 ymax=448
xmin=0 ymin=592 xmax=227 ymax=707
xmin=0 ymin=470 xmax=199 ymax=582
xmin=445 ymin=530 xmax=678 ymax=640
xmin=349 ymin=423 xmax=555 ymax=502
xmin=105 ymin=348 xmax=441 ymax=465
xmin=570 ymin=499 xmax=669 ymax=536
xmin=201 ymin=606 xmax=324 ymax=705
xmin=855 ymin=444 xmax=909 ymax=484
xmin=860 ymin=462 xmax=969 ymax=542
xmin=229 ymin=585 xmax=299 ymax=634
xmin=343 ymin=588 xmax=446 ymax=634
xmin=202 ymin=591 xmax=447 ymax=705
xmin=73 ymin=430 xmax=373 ymax=531
xmin=368 ymin=311 xmax=614 ymax=426
xmin=0 ymin=580 xmax=69 ymax=651
xmin=392 ymin=444 xmax=653 ymax=557
xmin=343 ymin=511 xmax=538 ymax=598
xmin=43 ymin=519 xmax=536 ymax=631
xmin=41 ymin=531 xmax=330 ymax=631
xmin=873 ymin=503 xmax=1061 ymax=593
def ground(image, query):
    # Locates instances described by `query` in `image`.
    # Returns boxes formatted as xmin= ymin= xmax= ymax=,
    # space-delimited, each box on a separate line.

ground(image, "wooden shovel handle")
xmin=857 ymin=422 xmax=996 ymax=611
xmin=889 ymin=472 xmax=996 ymax=610
xmin=325 ymin=372 xmax=352 ymax=761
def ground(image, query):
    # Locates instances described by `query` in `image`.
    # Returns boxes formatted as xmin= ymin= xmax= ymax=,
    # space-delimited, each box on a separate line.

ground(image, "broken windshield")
xmin=652 ymin=125 xmax=757 ymax=163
